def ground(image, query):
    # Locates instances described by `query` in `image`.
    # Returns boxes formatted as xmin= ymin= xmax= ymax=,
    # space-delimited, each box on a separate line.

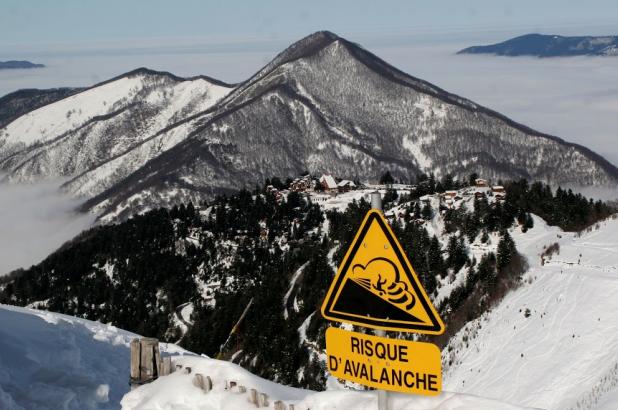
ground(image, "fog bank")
xmin=0 ymin=178 xmax=95 ymax=276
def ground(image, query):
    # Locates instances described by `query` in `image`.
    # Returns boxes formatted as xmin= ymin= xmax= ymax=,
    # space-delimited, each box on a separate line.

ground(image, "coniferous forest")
xmin=0 ymin=175 xmax=613 ymax=388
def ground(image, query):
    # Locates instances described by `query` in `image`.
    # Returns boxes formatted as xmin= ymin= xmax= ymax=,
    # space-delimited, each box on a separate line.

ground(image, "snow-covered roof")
xmin=337 ymin=180 xmax=356 ymax=187
xmin=319 ymin=174 xmax=338 ymax=189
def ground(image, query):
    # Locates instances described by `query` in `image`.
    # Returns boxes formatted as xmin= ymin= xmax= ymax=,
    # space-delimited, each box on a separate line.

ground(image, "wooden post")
xmin=139 ymin=338 xmax=153 ymax=381
xmin=259 ymin=392 xmax=269 ymax=407
xmin=184 ymin=366 xmax=192 ymax=374
xmin=175 ymin=364 xmax=182 ymax=372
xmin=274 ymin=400 xmax=286 ymax=410
xmin=139 ymin=338 xmax=159 ymax=381
xmin=153 ymin=343 xmax=162 ymax=377
xmin=237 ymin=385 xmax=246 ymax=393
xmin=249 ymin=389 xmax=259 ymax=407
xmin=130 ymin=338 xmax=141 ymax=383
xmin=160 ymin=356 xmax=171 ymax=376
xmin=204 ymin=376 xmax=213 ymax=392
xmin=193 ymin=373 xmax=204 ymax=390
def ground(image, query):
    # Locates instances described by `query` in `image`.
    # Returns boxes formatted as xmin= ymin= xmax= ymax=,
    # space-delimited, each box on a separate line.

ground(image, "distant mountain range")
xmin=1 ymin=31 xmax=617 ymax=222
xmin=0 ymin=60 xmax=45 ymax=69
xmin=458 ymin=34 xmax=618 ymax=57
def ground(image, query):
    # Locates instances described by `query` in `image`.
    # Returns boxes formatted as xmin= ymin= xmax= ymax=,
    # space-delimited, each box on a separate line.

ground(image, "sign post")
xmin=321 ymin=190 xmax=445 ymax=405
xmin=371 ymin=192 xmax=390 ymax=410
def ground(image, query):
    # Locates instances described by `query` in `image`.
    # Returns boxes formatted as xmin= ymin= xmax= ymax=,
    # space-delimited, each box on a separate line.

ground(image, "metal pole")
xmin=370 ymin=191 xmax=382 ymax=212
xmin=370 ymin=191 xmax=390 ymax=410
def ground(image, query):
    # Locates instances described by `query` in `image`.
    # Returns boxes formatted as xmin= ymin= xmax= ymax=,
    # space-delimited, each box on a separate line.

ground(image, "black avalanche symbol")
xmin=351 ymin=258 xmax=417 ymax=312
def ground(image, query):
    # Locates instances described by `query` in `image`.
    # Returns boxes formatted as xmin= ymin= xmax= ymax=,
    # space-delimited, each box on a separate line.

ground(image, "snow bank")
xmin=0 ymin=304 xmax=186 ymax=410
xmin=121 ymin=355 xmax=535 ymax=410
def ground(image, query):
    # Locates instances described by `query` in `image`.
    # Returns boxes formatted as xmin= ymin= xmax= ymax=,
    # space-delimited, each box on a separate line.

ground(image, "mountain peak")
xmin=302 ymin=30 xmax=340 ymax=42
xmin=266 ymin=30 xmax=341 ymax=68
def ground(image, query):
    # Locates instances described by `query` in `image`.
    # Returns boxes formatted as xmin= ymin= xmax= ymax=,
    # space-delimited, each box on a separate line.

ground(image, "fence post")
xmin=161 ymin=356 xmax=171 ymax=376
xmin=193 ymin=373 xmax=205 ymax=390
xmin=139 ymin=337 xmax=159 ymax=381
xmin=249 ymin=388 xmax=258 ymax=406
xmin=130 ymin=338 xmax=141 ymax=388
xmin=259 ymin=392 xmax=269 ymax=407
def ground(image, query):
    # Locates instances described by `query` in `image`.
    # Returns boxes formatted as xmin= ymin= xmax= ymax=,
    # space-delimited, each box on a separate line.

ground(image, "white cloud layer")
xmin=0 ymin=177 xmax=95 ymax=276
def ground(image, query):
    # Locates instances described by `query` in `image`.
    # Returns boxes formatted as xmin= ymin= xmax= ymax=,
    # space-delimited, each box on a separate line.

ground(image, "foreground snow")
xmin=444 ymin=215 xmax=618 ymax=409
xmin=122 ymin=355 xmax=535 ymax=410
xmin=0 ymin=305 xmax=532 ymax=410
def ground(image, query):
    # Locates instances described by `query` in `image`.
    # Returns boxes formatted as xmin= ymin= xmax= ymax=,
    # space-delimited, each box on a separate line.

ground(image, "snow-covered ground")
xmin=122 ymin=355 xmax=535 ymax=410
xmin=0 ymin=304 xmax=533 ymax=410
xmin=0 ymin=304 xmax=188 ymax=410
xmin=443 ymin=215 xmax=618 ymax=410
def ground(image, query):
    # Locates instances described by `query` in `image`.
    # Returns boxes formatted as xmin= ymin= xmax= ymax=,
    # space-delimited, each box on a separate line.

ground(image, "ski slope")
xmin=443 ymin=215 xmax=618 ymax=410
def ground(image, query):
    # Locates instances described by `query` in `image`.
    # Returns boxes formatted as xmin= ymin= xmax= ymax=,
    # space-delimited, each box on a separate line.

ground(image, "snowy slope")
xmin=443 ymin=215 xmax=618 ymax=410
xmin=0 ymin=69 xmax=232 ymax=184
xmin=0 ymin=304 xmax=187 ymax=410
xmin=122 ymin=355 xmax=536 ymax=410
xmin=0 ymin=76 xmax=145 ymax=147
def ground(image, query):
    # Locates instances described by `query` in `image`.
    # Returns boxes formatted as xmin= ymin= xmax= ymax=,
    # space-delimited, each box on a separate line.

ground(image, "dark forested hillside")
xmin=1 ymin=175 xmax=614 ymax=388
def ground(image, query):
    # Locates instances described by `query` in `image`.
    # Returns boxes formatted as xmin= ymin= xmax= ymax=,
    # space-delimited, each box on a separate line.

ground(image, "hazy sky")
xmin=2 ymin=0 xmax=618 ymax=47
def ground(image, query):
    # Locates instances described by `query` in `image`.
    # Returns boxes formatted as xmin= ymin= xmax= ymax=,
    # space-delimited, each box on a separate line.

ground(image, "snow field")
xmin=443 ymin=215 xmax=618 ymax=409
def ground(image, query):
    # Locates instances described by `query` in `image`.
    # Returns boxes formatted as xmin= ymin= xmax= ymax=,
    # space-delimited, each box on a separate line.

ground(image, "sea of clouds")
xmin=0 ymin=177 xmax=95 ymax=276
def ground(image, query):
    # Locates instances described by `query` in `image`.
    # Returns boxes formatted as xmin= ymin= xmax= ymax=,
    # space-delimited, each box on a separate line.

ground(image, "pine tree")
xmin=380 ymin=171 xmax=395 ymax=185
xmin=421 ymin=202 xmax=432 ymax=220
xmin=496 ymin=230 xmax=516 ymax=272
xmin=427 ymin=236 xmax=445 ymax=278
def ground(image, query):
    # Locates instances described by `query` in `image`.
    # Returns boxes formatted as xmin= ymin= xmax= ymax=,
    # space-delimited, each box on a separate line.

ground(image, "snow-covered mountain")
xmin=1 ymin=31 xmax=618 ymax=222
xmin=0 ymin=68 xmax=233 ymax=194
xmin=0 ymin=304 xmax=534 ymax=410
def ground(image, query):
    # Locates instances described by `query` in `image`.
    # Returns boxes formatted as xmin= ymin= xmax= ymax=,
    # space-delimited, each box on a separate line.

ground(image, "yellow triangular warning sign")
xmin=321 ymin=209 xmax=445 ymax=334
